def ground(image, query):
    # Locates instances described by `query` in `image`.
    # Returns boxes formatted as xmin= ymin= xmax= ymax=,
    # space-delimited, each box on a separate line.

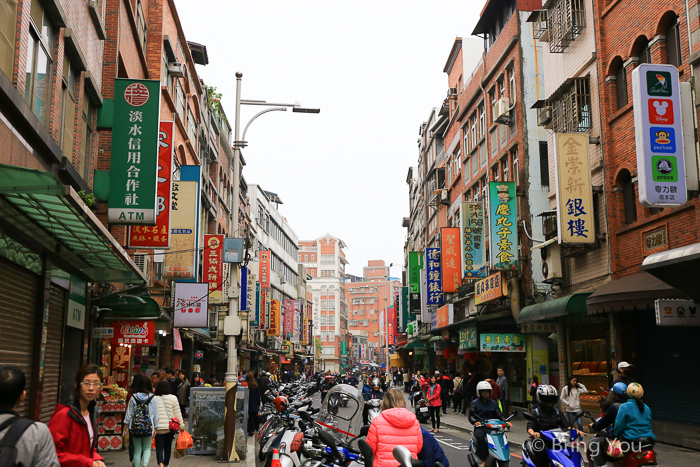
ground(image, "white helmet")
xmin=476 ymin=381 xmax=492 ymax=393
xmin=536 ymin=384 xmax=558 ymax=404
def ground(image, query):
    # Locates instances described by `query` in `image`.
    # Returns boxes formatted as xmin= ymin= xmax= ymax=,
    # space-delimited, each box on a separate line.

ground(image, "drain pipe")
xmin=510 ymin=275 xmax=521 ymax=322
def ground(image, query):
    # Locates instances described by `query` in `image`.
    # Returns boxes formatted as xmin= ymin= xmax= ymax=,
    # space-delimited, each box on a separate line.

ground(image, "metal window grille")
xmin=551 ymin=77 xmax=591 ymax=133
xmin=547 ymin=0 xmax=586 ymax=53
xmin=533 ymin=10 xmax=548 ymax=40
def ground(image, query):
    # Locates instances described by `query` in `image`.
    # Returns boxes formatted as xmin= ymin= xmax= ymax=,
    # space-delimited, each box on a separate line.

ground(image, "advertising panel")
xmin=408 ymin=251 xmax=423 ymax=293
xmin=461 ymin=202 xmax=487 ymax=279
xmin=440 ymin=227 xmax=462 ymax=292
xmin=489 ymin=182 xmax=518 ymax=270
xmin=251 ymin=282 xmax=261 ymax=328
xmin=203 ymin=235 xmax=224 ymax=304
xmin=436 ymin=303 xmax=454 ymax=329
xmin=173 ymin=282 xmax=209 ymax=328
xmin=112 ymin=320 xmax=155 ymax=345
xmin=268 ymin=300 xmax=280 ymax=336
xmin=164 ymin=181 xmax=197 ymax=279
xmin=479 ymin=333 xmax=525 ymax=352
xmin=67 ymin=274 xmax=86 ymax=330
xmin=284 ymin=300 xmax=294 ymax=338
xmin=459 ymin=324 xmax=477 ymax=350
xmin=475 ymin=272 xmax=508 ymax=305
xmin=655 ymin=299 xmax=700 ymax=326
xmin=259 ymin=251 xmax=271 ymax=289
xmin=425 ymin=248 xmax=443 ymax=306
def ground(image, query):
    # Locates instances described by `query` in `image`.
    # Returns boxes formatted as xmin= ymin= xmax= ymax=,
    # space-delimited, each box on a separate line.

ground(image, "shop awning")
xmin=0 ymin=165 xmax=146 ymax=283
xmin=586 ymin=272 xmax=687 ymax=315
xmin=99 ymin=294 xmax=169 ymax=321
xmin=518 ymin=292 xmax=591 ymax=323
xmin=641 ymin=242 xmax=700 ymax=302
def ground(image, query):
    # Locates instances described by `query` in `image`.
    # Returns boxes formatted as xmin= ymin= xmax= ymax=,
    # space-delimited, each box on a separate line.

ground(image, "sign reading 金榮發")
xmin=489 ymin=182 xmax=518 ymax=270
xmin=461 ymin=202 xmax=487 ymax=279
xmin=108 ymin=79 xmax=161 ymax=224
xmin=425 ymin=248 xmax=443 ymax=306
xmin=633 ymin=64 xmax=687 ymax=207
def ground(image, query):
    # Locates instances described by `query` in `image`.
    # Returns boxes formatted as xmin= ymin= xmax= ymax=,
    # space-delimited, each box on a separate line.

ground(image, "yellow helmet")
xmin=627 ymin=382 xmax=644 ymax=400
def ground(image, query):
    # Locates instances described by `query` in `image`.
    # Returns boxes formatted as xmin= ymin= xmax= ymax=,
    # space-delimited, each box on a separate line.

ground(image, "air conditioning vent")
xmin=167 ymin=62 xmax=185 ymax=77
xmin=440 ymin=190 xmax=449 ymax=206
xmin=494 ymin=97 xmax=511 ymax=124
xmin=133 ymin=254 xmax=151 ymax=281
xmin=541 ymin=243 xmax=563 ymax=284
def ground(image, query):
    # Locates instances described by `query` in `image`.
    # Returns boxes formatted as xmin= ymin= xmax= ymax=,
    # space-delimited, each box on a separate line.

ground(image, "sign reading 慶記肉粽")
xmin=108 ymin=79 xmax=161 ymax=224
xmin=632 ymin=64 xmax=687 ymax=207
xmin=489 ymin=182 xmax=518 ymax=270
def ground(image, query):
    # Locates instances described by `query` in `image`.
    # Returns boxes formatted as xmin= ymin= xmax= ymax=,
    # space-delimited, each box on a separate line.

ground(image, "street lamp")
xmin=377 ymin=262 xmax=397 ymax=374
xmin=224 ymin=72 xmax=319 ymax=461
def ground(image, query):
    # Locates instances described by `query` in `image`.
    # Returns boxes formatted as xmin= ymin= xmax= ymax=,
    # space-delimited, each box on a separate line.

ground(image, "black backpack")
xmin=0 ymin=416 xmax=34 ymax=467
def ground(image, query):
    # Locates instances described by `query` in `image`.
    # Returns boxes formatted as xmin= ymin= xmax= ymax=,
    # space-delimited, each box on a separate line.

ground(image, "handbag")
xmin=607 ymin=439 xmax=624 ymax=458
xmin=161 ymin=396 xmax=181 ymax=432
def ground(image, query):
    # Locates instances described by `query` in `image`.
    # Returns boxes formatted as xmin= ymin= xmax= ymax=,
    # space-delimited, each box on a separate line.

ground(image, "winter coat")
xmin=427 ymin=384 xmax=441 ymax=407
xmin=614 ymin=401 xmax=655 ymax=441
xmin=48 ymin=401 xmax=103 ymax=467
xmin=526 ymin=405 xmax=570 ymax=432
xmin=366 ymin=408 xmax=423 ymax=467
xmin=469 ymin=397 xmax=505 ymax=425
xmin=419 ymin=377 xmax=428 ymax=391
xmin=248 ymin=387 xmax=261 ymax=415
xmin=486 ymin=379 xmax=502 ymax=401
xmin=0 ymin=412 xmax=59 ymax=467
xmin=125 ymin=392 xmax=159 ymax=435
xmin=592 ymin=397 xmax=627 ymax=432
xmin=560 ymin=384 xmax=588 ymax=412
xmin=418 ymin=427 xmax=450 ymax=467
xmin=154 ymin=394 xmax=184 ymax=432
xmin=176 ymin=379 xmax=191 ymax=406
xmin=463 ymin=375 xmax=478 ymax=401
xmin=438 ymin=376 xmax=453 ymax=396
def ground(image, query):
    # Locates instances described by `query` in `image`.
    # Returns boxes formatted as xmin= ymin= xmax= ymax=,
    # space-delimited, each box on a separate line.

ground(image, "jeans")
xmin=567 ymin=411 xmax=583 ymax=430
xmin=132 ymin=435 xmax=152 ymax=467
xmin=441 ymin=395 xmax=450 ymax=414
xmin=474 ymin=427 xmax=488 ymax=460
xmin=155 ymin=432 xmax=175 ymax=465
xmin=429 ymin=406 xmax=441 ymax=429
xmin=453 ymin=395 xmax=463 ymax=412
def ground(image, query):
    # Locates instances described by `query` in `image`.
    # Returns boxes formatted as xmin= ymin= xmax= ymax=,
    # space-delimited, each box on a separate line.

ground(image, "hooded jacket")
xmin=614 ymin=401 xmax=655 ymax=441
xmin=418 ymin=427 xmax=450 ymax=467
xmin=48 ymin=401 xmax=103 ymax=467
xmin=427 ymin=384 xmax=441 ymax=407
xmin=366 ymin=408 xmax=423 ymax=467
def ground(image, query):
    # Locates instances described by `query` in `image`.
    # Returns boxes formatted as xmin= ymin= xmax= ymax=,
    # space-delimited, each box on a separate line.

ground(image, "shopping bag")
xmin=151 ymin=436 xmax=156 ymax=449
xmin=173 ymin=448 xmax=186 ymax=459
xmin=123 ymin=430 xmax=130 ymax=447
xmin=607 ymin=439 xmax=624 ymax=458
xmin=177 ymin=430 xmax=193 ymax=450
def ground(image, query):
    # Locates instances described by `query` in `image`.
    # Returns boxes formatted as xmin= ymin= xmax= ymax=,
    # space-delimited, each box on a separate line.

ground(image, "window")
xmin=323 ymin=347 xmax=335 ymax=355
xmin=539 ymin=142 xmax=549 ymax=186
xmin=359 ymin=309 xmax=365 ymax=315
xmin=490 ymin=90 xmax=497 ymax=123
xmin=509 ymin=68 xmax=516 ymax=104
xmin=374 ymin=331 xmax=380 ymax=337
xmin=551 ymin=77 xmax=591 ymax=132
xmin=479 ymin=104 xmax=486 ymax=137
xmin=321 ymin=331 xmax=327 ymax=341
xmin=329 ymin=331 xmax=335 ymax=341
xmin=353 ymin=310 xmax=357 ymax=315
xmin=471 ymin=115 xmax=478 ymax=147
xmin=320 ymin=316 xmax=327 ymax=325
xmin=25 ymin=0 xmax=54 ymax=127
xmin=362 ymin=320 xmax=369 ymax=326
xmin=615 ymin=61 xmax=628 ymax=110
xmin=513 ymin=149 xmax=519 ymax=186
xmin=370 ymin=309 xmax=375 ymax=315
xmin=329 ymin=299 xmax=335 ymax=310
xmin=321 ymin=301 xmax=327 ymax=310
xmin=0 ymin=0 xmax=18 ymax=76
xmin=546 ymin=0 xmax=586 ymax=53
xmin=80 ymin=98 xmax=95 ymax=181
xmin=135 ymin=0 xmax=147 ymax=51
xmin=329 ymin=315 xmax=335 ymax=326
xmin=666 ymin=16 xmax=682 ymax=67
xmin=350 ymin=320 xmax=358 ymax=326
xmin=175 ymin=81 xmax=185 ymax=120
xmin=622 ymin=171 xmax=637 ymax=224
xmin=60 ymin=55 xmax=78 ymax=161
xmin=637 ymin=37 xmax=651 ymax=65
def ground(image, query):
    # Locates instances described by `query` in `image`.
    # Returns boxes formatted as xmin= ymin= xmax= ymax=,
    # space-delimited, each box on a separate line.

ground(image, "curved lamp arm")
xmin=240 ymin=107 xmax=287 ymax=144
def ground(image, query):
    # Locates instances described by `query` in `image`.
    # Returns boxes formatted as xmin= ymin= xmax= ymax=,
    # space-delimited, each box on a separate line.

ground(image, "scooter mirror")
xmin=298 ymin=411 xmax=311 ymax=422
xmin=392 ymin=446 xmax=413 ymax=467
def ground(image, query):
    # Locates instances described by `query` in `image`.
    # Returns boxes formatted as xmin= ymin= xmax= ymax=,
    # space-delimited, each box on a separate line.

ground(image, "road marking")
xmin=434 ymin=437 xmax=469 ymax=450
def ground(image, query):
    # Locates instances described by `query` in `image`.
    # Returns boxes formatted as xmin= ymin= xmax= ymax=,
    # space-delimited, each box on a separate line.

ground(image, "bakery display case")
xmin=569 ymin=338 xmax=611 ymax=410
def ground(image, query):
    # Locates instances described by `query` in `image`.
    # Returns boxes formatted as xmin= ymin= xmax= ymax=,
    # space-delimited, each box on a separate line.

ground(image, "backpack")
xmin=130 ymin=394 xmax=154 ymax=438
xmin=454 ymin=379 xmax=464 ymax=395
xmin=0 ymin=416 xmax=34 ymax=467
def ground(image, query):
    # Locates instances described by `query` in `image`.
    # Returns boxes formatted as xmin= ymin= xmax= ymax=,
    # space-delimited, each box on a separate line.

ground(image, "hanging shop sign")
xmin=655 ymin=299 xmax=700 ymax=326
xmin=459 ymin=324 xmax=477 ymax=350
xmin=430 ymin=309 xmax=438 ymax=330
xmin=164 ymin=180 xmax=198 ymax=279
xmin=434 ymin=341 xmax=446 ymax=356
xmin=111 ymin=345 xmax=131 ymax=387
xmin=259 ymin=251 xmax=271 ymax=289
xmin=108 ymin=79 xmax=161 ymax=224
xmin=67 ymin=274 xmax=87 ymax=330
xmin=475 ymin=272 xmax=508 ymax=305
xmin=408 ymin=251 xmax=423 ymax=294
xmin=251 ymin=282 xmax=261 ymax=328
xmin=240 ymin=267 xmax=248 ymax=311
xmin=173 ymin=328 xmax=183 ymax=351
xmin=292 ymin=300 xmax=301 ymax=344
xmin=425 ymin=248 xmax=443 ymax=305
xmin=401 ymin=287 xmax=409 ymax=330
xmin=128 ymin=121 xmax=173 ymax=247
xmin=489 ymin=182 xmax=518 ymax=270
xmin=633 ymin=64 xmax=687 ymax=207
xmin=520 ymin=323 xmax=557 ymax=333
xmin=284 ymin=300 xmax=294 ymax=338
xmin=203 ymin=234 xmax=224 ymax=304
xmin=113 ymin=320 xmax=155 ymax=345
xmin=461 ymin=202 xmax=488 ymax=279
xmin=341 ymin=341 xmax=347 ymax=356
xmin=479 ymin=333 xmax=525 ymax=352
xmin=268 ymin=300 xmax=281 ymax=336
xmin=173 ymin=282 xmax=209 ymax=328
xmin=92 ymin=327 xmax=114 ymax=339
xmin=440 ymin=227 xmax=462 ymax=292
xmin=436 ymin=303 xmax=454 ymax=329
xmin=195 ymin=350 xmax=204 ymax=360
xmin=554 ymin=133 xmax=596 ymax=243
xmin=264 ymin=289 xmax=271 ymax=329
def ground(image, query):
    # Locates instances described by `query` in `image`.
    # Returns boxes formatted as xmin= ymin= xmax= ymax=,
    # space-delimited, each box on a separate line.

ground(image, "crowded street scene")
xmin=1 ymin=0 xmax=700 ymax=466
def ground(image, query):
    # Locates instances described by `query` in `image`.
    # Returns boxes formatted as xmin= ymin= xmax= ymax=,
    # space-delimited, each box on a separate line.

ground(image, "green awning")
xmin=517 ymin=292 xmax=592 ymax=323
xmin=429 ymin=335 xmax=442 ymax=342
xmin=400 ymin=339 xmax=426 ymax=350
xmin=100 ymin=294 xmax=163 ymax=319
xmin=0 ymin=164 xmax=146 ymax=283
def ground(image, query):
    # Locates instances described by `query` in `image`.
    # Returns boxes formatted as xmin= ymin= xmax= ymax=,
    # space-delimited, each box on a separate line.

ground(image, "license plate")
xmin=420 ymin=407 xmax=428 ymax=413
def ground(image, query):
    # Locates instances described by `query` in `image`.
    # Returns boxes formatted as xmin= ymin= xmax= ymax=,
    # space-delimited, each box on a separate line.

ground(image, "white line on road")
xmin=434 ymin=437 xmax=469 ymax=450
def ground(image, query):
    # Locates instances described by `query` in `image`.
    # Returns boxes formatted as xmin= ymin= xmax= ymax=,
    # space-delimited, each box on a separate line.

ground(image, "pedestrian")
xmin=153 ymin=380 xmax=184 ymax=467
xmin=365 ymin=390 xmax=423 ymax=467
xmin=124 ymin=374 xmax=158 ymax=467
xmin=437 ymin=371 xmax=452 ymax=415
xmin=175 ymin=371 xmax=190 ymax=416
xmin=452 ymin=372 xmax=463 ymax=414
xmin=529 ymin=376 xmax=540 ymax=410
xmin=484 ymin=375 xmax=502 ymax=402
xmin=48 ymin=364 xmax=105 ymax=467
xmin=403 ymin=370 xmax=411 ymax=393
xmin=419 ymin=373 xmax=428 ymax=400
xmin=190 ymin=372 xmax=204 ymax=387
xmin=150 ymin=372 xmax=160 ymax=390
xmin=461 ymin=368 xmax=477 ymax=415
xmin=496 ymin=366 xmax=509 ymax=415
xmin=247 ymin=372 xmax=261 ymax=436
xmin=165 ymin=369 xmax=177 ymax=395
xmin=427 ymin=375 xmax=441 ymax=433
xmin=0 ymin=365 xmax=60 ymax=467
xmin=560 ymin=376 xmax=588 ymax=431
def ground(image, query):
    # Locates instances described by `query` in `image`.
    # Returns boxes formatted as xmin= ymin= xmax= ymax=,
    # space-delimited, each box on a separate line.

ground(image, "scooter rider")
xmin=526 ymin=385 xmax=577 ymax=438
xmin=469 ymin=381 xmax=512 ymax=467
xmin=363 ymin=378 xmax=384 ymax=425
xmin=587 ymin=382 xmax=628 ymax=466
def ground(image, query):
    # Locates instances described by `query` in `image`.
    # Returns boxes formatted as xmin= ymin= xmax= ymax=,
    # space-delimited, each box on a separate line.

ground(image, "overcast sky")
xmin=177 ymin=0 xmax=484 ymax=277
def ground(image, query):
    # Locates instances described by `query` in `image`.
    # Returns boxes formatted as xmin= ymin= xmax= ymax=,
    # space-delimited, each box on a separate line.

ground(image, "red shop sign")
xmin=112 ymin=320 xmax=155 ymax=345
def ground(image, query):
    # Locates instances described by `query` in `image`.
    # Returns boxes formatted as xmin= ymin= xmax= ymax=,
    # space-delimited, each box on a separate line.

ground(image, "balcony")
xmin=533 ymin=101 xmax=553 ymax=128
xmin=545 ymin=0 xmax=586 ymax=53
xmin=550 ymin=77 xmax=591 ymax=133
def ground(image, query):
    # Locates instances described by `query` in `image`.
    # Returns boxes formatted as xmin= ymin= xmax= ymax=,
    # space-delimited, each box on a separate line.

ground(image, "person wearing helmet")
xmin=588 ymin=383 xmax=628 ymax=466
xmin=363 ymin=378 xmax=384 ymax=425
xmin=469 ymin=381 xmax=511 ymax=466
xmin=614 ymin=383 xmax=655 ymax=445
xmin=526 ymin=385 xmax=578 ymax=438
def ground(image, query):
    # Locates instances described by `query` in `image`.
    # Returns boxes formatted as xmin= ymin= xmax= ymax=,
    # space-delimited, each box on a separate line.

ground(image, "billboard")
xmin=164 ymin=180 xmax=198 ymax=279
xmin=440 ymin=227 xmax=462 ymax=292
xmin=554 ymin=133 xmax=595 ymax=243
xmin=173 ymin=282 xmax=209 ymax=328
xmin=475 ymin=272 xmax=508 ymax=305
xmin=408 ymin=251 xmax=423 ymax=293
xmin=203 ymin=235 xmax=224 ymax=304
xmin=461 ymin=202 xmax=487 ymax=279
xmin=268 ymin=300 xmax=280 ymax=336
xmin=425 ymin=248 xmax=443 ymax=306
xmin=259 ymin=251 xmax=271 ymax=289
xmin=489 ymin=182 xmax=518 ymax=271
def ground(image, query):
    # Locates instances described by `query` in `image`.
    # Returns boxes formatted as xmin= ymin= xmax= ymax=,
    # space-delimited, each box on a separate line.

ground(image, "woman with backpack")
xmin=125 ymin=374 xmax=159 ymax=467
xmin=452 ymin=372 xmax=464 ymax=414
xmin=154 ymin=381 xmax=184 ymax=467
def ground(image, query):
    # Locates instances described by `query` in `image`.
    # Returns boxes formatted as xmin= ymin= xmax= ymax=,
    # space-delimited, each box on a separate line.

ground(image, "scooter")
xmin=366 ymin=398 xmax=381 ymax=424
xmin=413 ymin=393 xmax=429 ymax=424
xmin=520 ymin=409 xmax=586 ymax=467
xmin=466 ymin=411 xmax=517 ymax=467
xmin=584 ymin=412 xmax=658 ymax=467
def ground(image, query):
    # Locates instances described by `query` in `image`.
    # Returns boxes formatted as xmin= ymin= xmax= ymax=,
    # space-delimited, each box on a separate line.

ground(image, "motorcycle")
xmin=412 ymin=390 xmax=429 ymax=424
xmin=520 ymin=409 xmax=586 ymax=467
xmin=584 ymin=412 xmax=658 ymax=467
xmin=466 ymin=411 xmax=518 ymax=467
xmin=365 ymin=398 xmax=381 ymax=424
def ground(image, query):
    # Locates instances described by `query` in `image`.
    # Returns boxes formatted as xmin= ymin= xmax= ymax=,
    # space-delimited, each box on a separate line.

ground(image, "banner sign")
xmin=430 ymin=309 xmax=437 ymax=330
xmin=408 ymin=251 xmax=423 ymax=293
xmin=173 ymin=282 xmax=209 ymax=328
xmin=113 ymin=320 xmax=155 ymax=345
xmin=425 ymin=248 xmax=443 ymax=305
xmin=268 ymin=300 xmax=280 ymax=336
xmin=284 ymin=300 xmax=294 ymax=338
xmin=440 ymin=228 xmax=462 ymax=292
xmin=459 ymin=324 xmax=477 ymax=350
xmin=341 ymin=340 xmax=347 ymax=356
xmin=173 ymin=328 xmax=183 ymax=351
xmin=401 ymin=287 xmax=409 ymax=328
xmin=292 ymin=300 xmax=300 ymax=344
xmin=554 ymin=133 xmax=595 ymax=243
xmin=128 ymin=121 xmax=173 ymax=247
xmin=264 ymin=290 xmax=271 ymax=329
xmin=479 ymin=333 xmax=525 ymax=352
xmin=203 ymin=235 xmax=224 ymax=304
xmin=389 ymin=307 xmax=395 ymax=345
xmin=475 ymin=272 xmax=508 ymax=305
xmin=655 ymin=299 xmax=700 ymax=326
xmin=461 ymin=202 xmax=487 ymax=279
xmin=67 ymin=274 xmax=86 ymax=330
xmin=633 ymin=64 xmax=687 ymax=207
xmin=434 ymin=341 xmax=446 ymax=356
xmin=436 ymin=303 xmax=454 ymax=329
xmin=259 ymin=251 xmax=271 ymax=289
xmin=251 ymin=282 xmax=261 ymax=328
xmin=489 ymin=182 xmax=518 ymax=270
xmin=164 ymin=181 xmax=197 ymax=279
xmin=108 ymin=78 xmax=160 ymax=224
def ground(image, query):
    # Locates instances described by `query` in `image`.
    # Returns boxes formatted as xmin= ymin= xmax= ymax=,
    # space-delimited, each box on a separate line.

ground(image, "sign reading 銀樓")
xmin=554 ymin=133 xmax=596 ymax=244
xmin=475 ymin=272 xmax=508 ymax=305
xmin=461 ymin=202 xmax=487 ymax=279
xmin=655 ymin=299 xmax=700 ymax=326
xmin=480 ymin=333 xmax=525 ymax=352
xmin=108 ymin=79 xmax=161 ymax=224
xmin=425 ymin=248 xmax=443 ymax=305
xmin=489 ymin=182 xmax=518 ymax=270
xmin=441 ymin=228 xmax=462 ymax=292
xmin=173 ymin=282 xmax=209 ymax=328
xmin=633 ymin=64 xmax=687 ymax=207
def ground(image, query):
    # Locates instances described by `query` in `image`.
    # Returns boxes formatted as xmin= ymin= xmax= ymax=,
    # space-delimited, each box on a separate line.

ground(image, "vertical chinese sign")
xmin=461 ymin=202 xmax=487 ymax=279
xmin=554 ymin=133 xmax=595 ymax=243
xmin=109 ymin=79 xmax=160 ymax=224
xmin=292 ymin=300 xmax=300 ymax=344
xmin=489 ymin=182 xmax=518 ymax=270
xmin=128 ymin=121 xmax=173 ymax=248
xmin=408 ymin=251 xmax=423 ymax=314
xmin=440 ymin=227 xmax=462 ymax=292
xmin=258 ymin=285 xmax=266 ymax=329
xmin=425 ymin=248 xmax=443 ymax=306
xmin=283 ymin=300 xmax=294 ymax=339
xmin=251 ymin=282 xmax=261 ymax=328
xmin=203 ymin=235 xmax=224 ymax=303
xmin=164 ymin=181 xmax=197 ymax=279
xmin=259 ymin=251 xmax=271 ymax=289
xmin=268 ymin=300 xmax=280 ymax=336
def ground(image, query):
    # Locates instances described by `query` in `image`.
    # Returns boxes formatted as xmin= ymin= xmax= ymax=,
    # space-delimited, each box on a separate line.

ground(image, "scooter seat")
xmin=637 ymin=436 xmax=656 ymax=449
xmin=523 ymin=439 xmax=537 ymax=460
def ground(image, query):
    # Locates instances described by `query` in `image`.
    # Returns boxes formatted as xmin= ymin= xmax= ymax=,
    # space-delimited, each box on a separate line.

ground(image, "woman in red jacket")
xmin=366 ymin=389 xmax=422 ymax=467
xmin=49 ymin=364 xmax=105 ymax=467
xmin=427 ymin=375 xmax=441 ymax=433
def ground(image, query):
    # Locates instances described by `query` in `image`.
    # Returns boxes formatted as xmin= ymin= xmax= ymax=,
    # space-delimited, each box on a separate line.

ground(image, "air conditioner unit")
xmin=541 ymin=242 xmax=563 ymax=284
xmin=494 ymin=97 xmax=511 ymax=124
xmin=133 ymin=254 xmax=151 ymax=280
xmin=448 ymin=87 xmax=458 ymax=98
xmin=167 ymin=62 xmax=185 ymax=77
xmin=440 ymin=190 xmax=449 ymax=205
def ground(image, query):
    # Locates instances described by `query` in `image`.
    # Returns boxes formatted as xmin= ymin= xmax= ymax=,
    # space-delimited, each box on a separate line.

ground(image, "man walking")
xmin=437 ymin=371 xmax=453 ymax=415
xmin=403 ymin=369 xmax=411 ymax=392
xmin=496 ymin=366 xmax=509 ymax=415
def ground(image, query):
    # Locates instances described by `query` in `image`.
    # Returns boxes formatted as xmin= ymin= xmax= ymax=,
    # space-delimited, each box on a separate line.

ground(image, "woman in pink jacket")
xmin=366 ymin=389 xmax=423 ymax=467
xmin=427 ymin=375 xmax=442 ymax=432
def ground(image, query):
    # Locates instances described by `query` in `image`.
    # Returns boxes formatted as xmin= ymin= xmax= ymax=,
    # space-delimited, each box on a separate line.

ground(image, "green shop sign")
xmin=341 ymin=340 xmax=347 ymax=356
xmin=479 ymin=333 xmax=525 ymax=352
xmin=459 ymin=325 xmax=476 ymax=350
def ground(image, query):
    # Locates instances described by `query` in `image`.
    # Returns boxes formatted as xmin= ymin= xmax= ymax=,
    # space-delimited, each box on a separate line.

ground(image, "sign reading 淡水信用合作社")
xmin=633 ymin=64 xmax=687 ymax=207
xmin=109 ymin=79 xmax=161 ymax=224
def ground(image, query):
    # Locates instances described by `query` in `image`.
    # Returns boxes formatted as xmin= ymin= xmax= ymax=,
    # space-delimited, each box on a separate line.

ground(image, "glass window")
xmin=666 ymin=16 xmax=682 ymax=67
xmin=479 ymin=104 xmax=486 ymax=137
xmin=80 ymin=98 xmax=95 ymax=182
xmin=509 ymin=68 xmax=516 ymax=104
xmin=622 ymin=171 xmax=637 ymax=224
xmin=175 ymin=81 xmax=185 ymax=120
xmin=135 ymin=0 xmax=147 ymax=51
xmin=25 ymin=2 xmax=54 ymax=127
xmin=637 ymin=37 xmax=651 ymax=65
xmin=61 ymin=86 xmax=76 ymax=161
xmin=615 ymin=62 xmax=628 ymax=110
xmin=0 ymin=0 xmax=18 ymax=76
xmin=539 ymin=142 xmax=549 ymax=186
